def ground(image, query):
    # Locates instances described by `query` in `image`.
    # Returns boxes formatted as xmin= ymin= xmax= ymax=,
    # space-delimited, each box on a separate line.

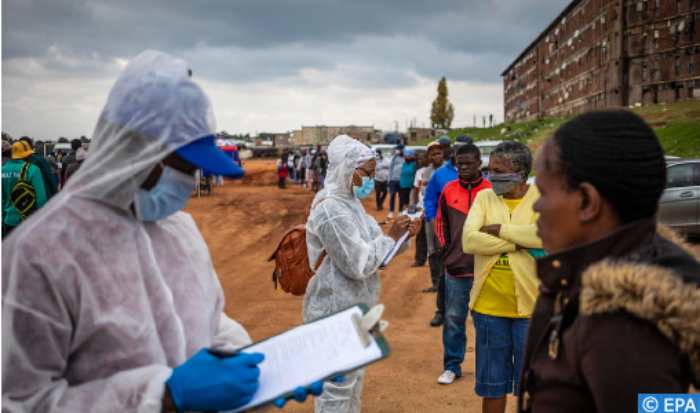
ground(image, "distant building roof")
xmin=501 ymin=0 xmax=580 ymax=76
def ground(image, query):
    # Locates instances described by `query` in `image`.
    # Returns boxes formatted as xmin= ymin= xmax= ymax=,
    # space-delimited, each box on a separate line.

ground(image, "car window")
xmin=694 ymin=163 xmax=700 ymax=186
xmin=666 ymin=163 xmax=695 ymax=188
xmin=478 ymin=146 xmax=496 ymax=156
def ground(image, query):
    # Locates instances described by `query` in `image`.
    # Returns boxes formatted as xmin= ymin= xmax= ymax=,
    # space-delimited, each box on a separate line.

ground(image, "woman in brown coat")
xmin=519 ymin=110 xmax=700 ymax=413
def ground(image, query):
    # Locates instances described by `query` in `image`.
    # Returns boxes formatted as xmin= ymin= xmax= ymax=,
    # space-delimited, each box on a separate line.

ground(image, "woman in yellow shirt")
xmin=462 ymin=141 xmax=542 ymax=413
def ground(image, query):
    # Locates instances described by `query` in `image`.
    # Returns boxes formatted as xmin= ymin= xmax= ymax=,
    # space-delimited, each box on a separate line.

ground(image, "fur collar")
xmin=580 ymin=225 xmax=700 ymax=385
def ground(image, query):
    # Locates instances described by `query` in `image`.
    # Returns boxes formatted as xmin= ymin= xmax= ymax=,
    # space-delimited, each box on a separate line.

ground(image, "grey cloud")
xmin=4 ymin=0 xmax=569 ymax=84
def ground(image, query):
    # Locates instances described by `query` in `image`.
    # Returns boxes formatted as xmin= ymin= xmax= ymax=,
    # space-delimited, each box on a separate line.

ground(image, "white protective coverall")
xmin=303 ymin=135 xmax=398 ymax=413
xmin=2 ymin=50 xmax=251 ymax=412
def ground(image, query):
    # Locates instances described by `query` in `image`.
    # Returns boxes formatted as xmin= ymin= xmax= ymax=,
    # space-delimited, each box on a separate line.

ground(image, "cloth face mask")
xmin=135 ymin=164 xmax=197 ymax=221
xmin=489 ymin=172 xmax=522 ymax=196
xmin=353 ymin=176 xmax=375 ymax=199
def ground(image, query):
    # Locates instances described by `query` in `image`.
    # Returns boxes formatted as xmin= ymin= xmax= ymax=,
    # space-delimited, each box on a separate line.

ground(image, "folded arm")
xmin=498 ymin=223 xmax=542 ymax=249
xmin=462 ymin=193 xmax=515 ymax=255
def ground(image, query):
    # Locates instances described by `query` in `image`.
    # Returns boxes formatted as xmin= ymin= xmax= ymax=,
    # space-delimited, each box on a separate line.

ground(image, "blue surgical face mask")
xmin=134 ymin=164 xmax=197 ymax=221
xmin=489 ymin=172 xmax=522 ymax=196
xmin=353 ymin=176 xmax=375 ymax=199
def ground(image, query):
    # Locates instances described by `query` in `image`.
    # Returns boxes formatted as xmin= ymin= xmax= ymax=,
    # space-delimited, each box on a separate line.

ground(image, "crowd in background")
xmin=277 ymin=146 xmax=329 ymax=192
xmin=1 ymin=135 xmax=88 ymax=238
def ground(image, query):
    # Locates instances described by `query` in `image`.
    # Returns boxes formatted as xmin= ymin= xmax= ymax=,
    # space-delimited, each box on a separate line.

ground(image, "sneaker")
xmin=437 ymin=370 xmax=457 ymax=384
xmin=429 ymin=312 xmax=444 ymax=327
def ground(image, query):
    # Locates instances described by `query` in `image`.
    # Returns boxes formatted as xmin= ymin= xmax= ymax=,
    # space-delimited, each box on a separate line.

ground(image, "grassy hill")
xmin=429 ymin=100 xmax=700 ymax=158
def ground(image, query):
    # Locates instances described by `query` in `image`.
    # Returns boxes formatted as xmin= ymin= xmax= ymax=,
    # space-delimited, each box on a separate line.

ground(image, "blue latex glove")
xmin=274 ymin=375 xmax=345 ymax=408
xmin=166 ymin=348 xmax=265 ymax=413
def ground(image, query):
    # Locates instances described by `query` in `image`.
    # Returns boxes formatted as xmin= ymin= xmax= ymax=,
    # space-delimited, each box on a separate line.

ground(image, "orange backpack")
xmin=268 ymin=199 xmax=327 ymax=295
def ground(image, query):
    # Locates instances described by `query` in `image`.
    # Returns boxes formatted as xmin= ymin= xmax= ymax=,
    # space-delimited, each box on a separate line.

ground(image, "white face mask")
xmin=134 ymin=164 xmax=197 ymax=221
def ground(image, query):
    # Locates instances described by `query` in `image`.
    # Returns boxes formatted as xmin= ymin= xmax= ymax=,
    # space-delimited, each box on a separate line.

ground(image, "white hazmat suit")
xmin=303 ymin=135 xmax=398 ymax=413
xmin=2 ymin=50 xmax=251 ymax=412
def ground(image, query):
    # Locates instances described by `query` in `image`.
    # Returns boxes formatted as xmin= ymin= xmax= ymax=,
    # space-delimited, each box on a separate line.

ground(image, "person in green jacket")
xmin=2 ymin=140 xmax=48 ymax=238
xmin=20 ymin=136 xmax=59 ymax=198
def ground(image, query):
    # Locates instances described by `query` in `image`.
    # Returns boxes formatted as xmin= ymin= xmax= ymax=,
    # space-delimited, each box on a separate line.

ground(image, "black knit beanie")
xmin=552 ymin=110 xmax=666 ymax=223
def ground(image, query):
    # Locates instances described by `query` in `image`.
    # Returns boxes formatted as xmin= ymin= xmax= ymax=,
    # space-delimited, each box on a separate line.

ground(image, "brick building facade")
xmin=293 ymin=125 xmax=380 ymax=145
xmin=502 ymin=0 xmax=700 ymax=122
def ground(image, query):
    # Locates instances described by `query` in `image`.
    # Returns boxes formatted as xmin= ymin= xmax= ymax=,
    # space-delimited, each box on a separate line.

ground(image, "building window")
xmin=689 ymin=16 xmax=696 ymax=41
xmin=642 ymin=64 xmax=648 ymax=81
xmin=656 ymin=0 xmax=661 ymax=15
xmin=602 ymin=45 xmax=608 ymax=63
xmin=675 ymin=56 xmax=681 ymax=75
xmin=690 ymin=60 xmax=696 ymax=75
xmin=654 ymin=30 xmax=660 ymax=48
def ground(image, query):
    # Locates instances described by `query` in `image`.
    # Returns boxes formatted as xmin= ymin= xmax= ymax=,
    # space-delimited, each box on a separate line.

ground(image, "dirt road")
xmin=185 ymin=160 xmax=507 ymax=412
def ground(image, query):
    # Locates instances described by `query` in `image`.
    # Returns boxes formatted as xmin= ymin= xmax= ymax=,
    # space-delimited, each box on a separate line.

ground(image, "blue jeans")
xmin=442 ymin=274 xmax=473 ymax=376
xmin=388 ymin=180 xmax=401 ymax=213
xmin=472 ymin=311 xmax=529 ymax=398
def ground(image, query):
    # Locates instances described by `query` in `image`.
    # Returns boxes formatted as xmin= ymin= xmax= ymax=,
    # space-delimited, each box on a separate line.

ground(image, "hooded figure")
xmin=304 ymin=135 xmax=412 ymax=413
xmin=2 ymin=51 xmax=267 ymax=412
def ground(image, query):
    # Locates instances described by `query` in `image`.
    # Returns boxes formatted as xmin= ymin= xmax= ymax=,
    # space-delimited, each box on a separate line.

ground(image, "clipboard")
xmin=379 ymin=210 xmax=423 ymax=269
xmin=220 ymin=304 xmax=390 ymax=412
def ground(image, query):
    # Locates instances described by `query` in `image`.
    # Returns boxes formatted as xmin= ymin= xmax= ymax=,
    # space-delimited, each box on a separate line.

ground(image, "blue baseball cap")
xmin=175 ymin=134 xmax=244 ymax=178
xmin=456 ymin=135 xmax=474 ymax=144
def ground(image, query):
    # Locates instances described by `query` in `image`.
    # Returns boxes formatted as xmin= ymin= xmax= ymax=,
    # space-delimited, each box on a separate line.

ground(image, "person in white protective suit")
xmin=2 ymin=50 xmax=322 ymax=413
xmin=303 ymin=135 xmax=421 ymax=413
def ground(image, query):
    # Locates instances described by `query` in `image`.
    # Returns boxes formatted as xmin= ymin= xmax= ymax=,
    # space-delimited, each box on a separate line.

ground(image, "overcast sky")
xmin=2 ymin=0 xmax=569 ymax=139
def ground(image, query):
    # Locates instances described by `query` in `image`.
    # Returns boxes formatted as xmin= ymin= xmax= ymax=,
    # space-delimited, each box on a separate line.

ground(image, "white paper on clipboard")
xmin=224 ymin=305 xmax=387 ymax=412
xmin=379 ymin=210 xmax=423 ymax=269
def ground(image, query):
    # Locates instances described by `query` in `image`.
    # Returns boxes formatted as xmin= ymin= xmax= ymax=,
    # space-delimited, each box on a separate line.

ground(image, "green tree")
xmin=430 ymin=77 xmax=455 ymax=129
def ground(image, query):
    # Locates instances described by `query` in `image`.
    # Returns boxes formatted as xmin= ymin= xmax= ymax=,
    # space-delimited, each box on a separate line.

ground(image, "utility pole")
xmin=473 ymin=115 xmax=476 ymax=127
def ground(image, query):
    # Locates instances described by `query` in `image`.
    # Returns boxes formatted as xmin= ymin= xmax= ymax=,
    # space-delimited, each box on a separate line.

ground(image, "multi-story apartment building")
xmin=503 ymin=0 xmax=700 ymax=122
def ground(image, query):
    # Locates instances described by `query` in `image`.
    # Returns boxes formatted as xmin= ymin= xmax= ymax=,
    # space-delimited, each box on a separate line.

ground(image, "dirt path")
xmin=184 ymin=160 xmax=509 ymax=412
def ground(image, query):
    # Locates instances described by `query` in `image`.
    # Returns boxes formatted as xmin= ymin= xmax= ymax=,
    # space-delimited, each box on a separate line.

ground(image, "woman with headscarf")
xmin=304 ymin=135 xmax=420 ymax=413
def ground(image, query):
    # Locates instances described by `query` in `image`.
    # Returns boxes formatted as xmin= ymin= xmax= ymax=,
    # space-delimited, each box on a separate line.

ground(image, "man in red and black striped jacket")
xmin=434 ymin=143 xmax=491 ymax=385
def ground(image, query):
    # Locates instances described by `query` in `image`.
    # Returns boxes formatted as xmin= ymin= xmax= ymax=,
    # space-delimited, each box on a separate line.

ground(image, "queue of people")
xmin=2 ymin=49 xmax=698 ymax=413
xmin=363 ymin=112 xmax=698 ymax=413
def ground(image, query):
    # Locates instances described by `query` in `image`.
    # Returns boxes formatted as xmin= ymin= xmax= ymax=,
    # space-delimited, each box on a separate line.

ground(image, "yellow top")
xmin=462 ymin=185 xmax=542 ymax=318
xmin=473 ymin=197 xmax=523 ymax=318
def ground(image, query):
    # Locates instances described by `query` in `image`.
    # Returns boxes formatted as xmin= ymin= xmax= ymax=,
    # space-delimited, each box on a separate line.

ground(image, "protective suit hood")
xmin=64 ymin=50 xmax=217 ymax=211
xmin=324 ymin=135 xmax=375 ymax=199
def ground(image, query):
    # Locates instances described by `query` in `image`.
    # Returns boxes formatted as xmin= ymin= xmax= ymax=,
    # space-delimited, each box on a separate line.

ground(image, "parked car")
xmin=658 ymin=159 xmax=700 ymax=236
xmin=371 ymin=144 xmax=397 ymax=159
xmin=475 ymin=140 xmax=503 ymax=171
